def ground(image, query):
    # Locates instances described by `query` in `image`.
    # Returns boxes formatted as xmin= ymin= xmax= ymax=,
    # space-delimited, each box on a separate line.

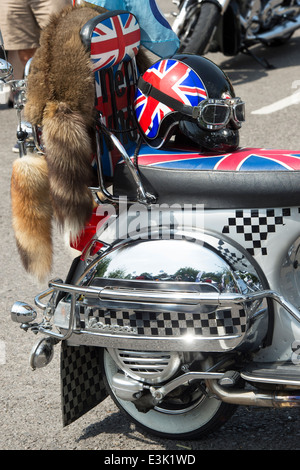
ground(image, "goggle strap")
xmin=138 ymin=77 xmax=196 ymax=118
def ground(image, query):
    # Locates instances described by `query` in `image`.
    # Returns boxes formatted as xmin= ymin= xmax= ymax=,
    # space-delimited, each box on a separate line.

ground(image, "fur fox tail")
xmin=11 ymin=155 xmax=53 ymax=282
xmin=10 ymin=103 xmax=95 ymax=282
xmin=42 ymin=101 xmax=95 ymax=240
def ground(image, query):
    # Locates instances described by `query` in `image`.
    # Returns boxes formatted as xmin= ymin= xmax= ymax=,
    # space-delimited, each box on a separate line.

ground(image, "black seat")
xmin=113 ymin=143 xmax=300 ymax=209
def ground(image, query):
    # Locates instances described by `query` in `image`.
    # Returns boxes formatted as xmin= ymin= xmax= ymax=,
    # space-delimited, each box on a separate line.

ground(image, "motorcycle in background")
xmin=172 ymin=0 xmax=300 ymax=64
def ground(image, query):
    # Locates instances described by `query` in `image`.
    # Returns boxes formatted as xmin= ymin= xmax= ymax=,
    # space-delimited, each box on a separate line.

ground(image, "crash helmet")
xmin=134 ymin=54 xmax=245 ymax=152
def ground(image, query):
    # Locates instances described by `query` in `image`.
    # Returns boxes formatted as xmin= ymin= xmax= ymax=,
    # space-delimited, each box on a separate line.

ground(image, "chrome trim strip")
xmin=64 ymin=328 xmax=242 ymax=351
xmin=240 ymin=371 xmax=300 ymax=387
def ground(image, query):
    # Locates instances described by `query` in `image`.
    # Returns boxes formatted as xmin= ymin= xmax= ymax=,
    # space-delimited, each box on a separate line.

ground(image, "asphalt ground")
xmin=0 ymin=1 xmax=300 ymax=452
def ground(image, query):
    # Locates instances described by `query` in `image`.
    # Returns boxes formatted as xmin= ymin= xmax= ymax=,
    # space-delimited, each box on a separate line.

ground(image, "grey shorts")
xmin=0 ymin=0 xmax=71 ymax=50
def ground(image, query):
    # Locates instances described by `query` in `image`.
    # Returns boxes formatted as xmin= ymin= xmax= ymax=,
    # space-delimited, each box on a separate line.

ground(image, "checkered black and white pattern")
xmin=61 ymin=342 xmax=107 ymax=426
xmin=217 ymin=239 xmax=249 ymax=269
xmin=222 ymin=208 xmax=291 ymax=256
xmin=80 ymin=305 xmax=247 ymax=337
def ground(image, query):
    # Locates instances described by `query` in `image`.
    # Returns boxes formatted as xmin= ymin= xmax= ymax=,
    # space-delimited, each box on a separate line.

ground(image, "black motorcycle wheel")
xmin=178 ymin=2 xmax=221 ymax=55
xmin=103 ymin=349 xmax=237 ymax=440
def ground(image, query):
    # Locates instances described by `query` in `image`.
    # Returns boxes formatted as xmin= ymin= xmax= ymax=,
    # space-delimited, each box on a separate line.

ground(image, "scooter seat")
xmin=113 ymin=144 xmax=300 ymax=209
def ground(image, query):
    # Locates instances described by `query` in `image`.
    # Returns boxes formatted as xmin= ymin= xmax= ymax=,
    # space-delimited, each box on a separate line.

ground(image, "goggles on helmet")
xmin=192 ymin=98 xmax=245 ymax=130
xmin=137 ymin=76 xmax=245 ymax=132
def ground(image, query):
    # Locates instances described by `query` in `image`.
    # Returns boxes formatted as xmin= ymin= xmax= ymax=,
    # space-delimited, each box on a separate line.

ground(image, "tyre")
xmin=102 ymin=349 xmax=237 ymax=440
xmin=178 ymin=2 xmax=221 ymax=55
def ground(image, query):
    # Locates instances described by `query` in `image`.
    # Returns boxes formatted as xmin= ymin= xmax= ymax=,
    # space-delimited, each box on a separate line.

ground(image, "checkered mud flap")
xmin=61 ymin=342 xmax=108 ymax=426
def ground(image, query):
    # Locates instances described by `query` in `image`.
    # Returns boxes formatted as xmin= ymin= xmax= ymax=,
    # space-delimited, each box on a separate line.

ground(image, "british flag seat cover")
xmin=113 ymin=144 xmax=300 ymax=209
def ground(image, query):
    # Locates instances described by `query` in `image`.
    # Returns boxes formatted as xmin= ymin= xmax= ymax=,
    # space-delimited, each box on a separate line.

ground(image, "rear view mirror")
xmin=0 ymin=58 xmax=13 ymax=80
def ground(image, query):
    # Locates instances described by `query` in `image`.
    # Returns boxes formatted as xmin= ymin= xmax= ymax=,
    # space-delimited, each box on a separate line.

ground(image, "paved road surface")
xmin=0 ymin=1 xmax=300 ymax=452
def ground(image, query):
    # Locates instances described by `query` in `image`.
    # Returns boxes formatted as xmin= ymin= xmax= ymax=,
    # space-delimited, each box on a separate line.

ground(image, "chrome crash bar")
xmin=29 ymin=279 xmax=300 ymax=342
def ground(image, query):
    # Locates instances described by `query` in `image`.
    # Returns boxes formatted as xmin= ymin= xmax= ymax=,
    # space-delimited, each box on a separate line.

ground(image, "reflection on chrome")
xmin=84 ymin=236 xmax=264 ymax=295
xmin=68 ymin=233 xmax=269 ymax=352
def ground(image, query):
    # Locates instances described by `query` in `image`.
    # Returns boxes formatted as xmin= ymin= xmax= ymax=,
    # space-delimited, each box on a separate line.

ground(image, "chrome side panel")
xmin=61 ymin=231 xmax=269 ymax=352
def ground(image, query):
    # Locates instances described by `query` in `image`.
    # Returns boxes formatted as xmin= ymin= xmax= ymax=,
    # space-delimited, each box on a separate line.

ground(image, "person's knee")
xmin=18 ymin=49 xmax=36 ymax=66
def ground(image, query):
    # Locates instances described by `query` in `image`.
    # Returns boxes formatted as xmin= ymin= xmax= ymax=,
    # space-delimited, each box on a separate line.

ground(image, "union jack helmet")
xmin=134 ymin=54 xmax=241 ymax=152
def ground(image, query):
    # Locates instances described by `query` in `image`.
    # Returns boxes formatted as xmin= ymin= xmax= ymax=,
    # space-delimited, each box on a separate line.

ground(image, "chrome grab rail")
xmin=32 ymin=279 xmax=300 ymax=342
xmin=90 ymin=115 xmax=156 ymax=205
xmin=47 ymin=281 xmax=300 ymax=320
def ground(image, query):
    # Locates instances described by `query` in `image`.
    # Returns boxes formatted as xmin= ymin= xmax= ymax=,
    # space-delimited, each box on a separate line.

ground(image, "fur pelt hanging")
xmin=10 ymin=4 xmax=151 ymax=282
xmin=11 ymin=155 xmax=53 ymax=283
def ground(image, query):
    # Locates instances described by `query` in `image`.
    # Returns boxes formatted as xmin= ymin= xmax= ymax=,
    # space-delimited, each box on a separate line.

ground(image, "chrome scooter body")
xmin=28 ymin=203 xmax=300 ymax=362
xmin=12 ymin=198 xmax=300 ymax=425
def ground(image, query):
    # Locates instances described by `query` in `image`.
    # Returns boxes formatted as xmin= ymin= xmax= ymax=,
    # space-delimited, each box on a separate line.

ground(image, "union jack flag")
xmin=128 ymin=145 xmax=300 ymax=171
xmin=90 ymin=13 xmax=140 ymax=72
xmin=134 ymin=59 xmax=207 ymax=139
xmin=94 ymin=60 xmax=137 ymax=176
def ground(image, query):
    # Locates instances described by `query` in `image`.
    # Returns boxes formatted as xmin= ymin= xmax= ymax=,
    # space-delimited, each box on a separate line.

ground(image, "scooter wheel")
xmin=178 ymin=2 xmax=221 ymax=56
xmin=102 ymin=349 xmax=238 ymax=440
